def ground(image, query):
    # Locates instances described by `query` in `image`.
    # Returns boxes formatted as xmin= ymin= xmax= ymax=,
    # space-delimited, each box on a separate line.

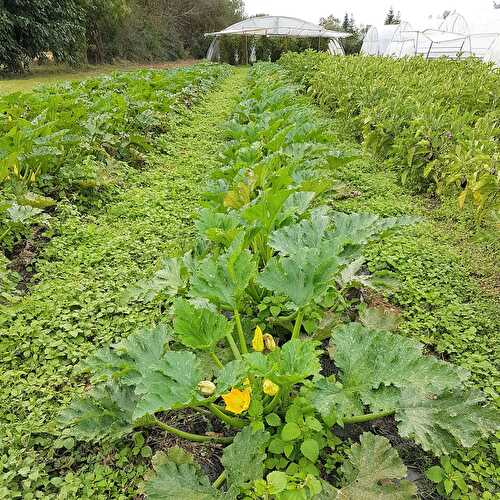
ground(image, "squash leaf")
xmin=397 ymin=388 xmax=500 ymax=456
xmin=335 ymin=432 xmax=417 ymax=499
xmin=257 ymin=247 xmax=340 ymax=308
xmin=59 ymin=385 xmax=136 ymax=442
xmin=190 ymin=233 xmax=256 ymax=309
xmin=173 ymin=298 xmax=233 ymax=351
xmin=144 ymin=461 xmax=223 ymax=500
xmin=222 ymin=425 xmax=270 ymax=488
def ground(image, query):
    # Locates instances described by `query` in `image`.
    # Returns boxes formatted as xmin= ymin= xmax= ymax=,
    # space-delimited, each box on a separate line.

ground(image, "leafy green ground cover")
xmin=278 ymin=57 xmax=500 ymax=498
xmin=0 ymin=58 xmax=498 ymax=500
xmin=55 ymin=62 xmax=498 ymax=500
xmin=0 ymin=67 xmax=245 ymax=498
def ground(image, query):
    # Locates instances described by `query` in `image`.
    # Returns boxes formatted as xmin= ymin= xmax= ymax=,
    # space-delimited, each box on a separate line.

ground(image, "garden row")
xmin=0 ymin=65 xmax=239 ymax=498
xmin=61 ymin=63 xmax=498 ymax=498
xmin=0 ymin=63 xmax=230 ymax=255
xmin=279 ymin=51 xmax=499 ymax=220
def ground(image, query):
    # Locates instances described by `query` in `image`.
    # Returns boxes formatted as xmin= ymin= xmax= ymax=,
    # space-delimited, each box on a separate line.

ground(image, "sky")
xmin=243 ymin=0 xmax=497 ymax=27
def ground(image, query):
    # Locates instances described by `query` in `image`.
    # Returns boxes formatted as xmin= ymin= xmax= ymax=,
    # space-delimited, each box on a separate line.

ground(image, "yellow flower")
xmin=263 ymin=379 xmax=280 ymax=396
xmin=252 ymin=325 xmax=264 ymax=352
xmin=263 ymin=333 xmax=277 ymax=351
xmin=197 ymin=380 xmax=216 ymax=396
xmin=222 ymin=387 xmax=251 ymax=414
xmin=243 ymin=377 xmax=252 ymax=392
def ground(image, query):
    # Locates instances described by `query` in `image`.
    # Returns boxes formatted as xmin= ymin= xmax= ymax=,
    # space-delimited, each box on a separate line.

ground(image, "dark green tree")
xmin=384 ymin=7 xmax=401 ymax=25
xmin=0 ymin=0 xmax=85 ymax=72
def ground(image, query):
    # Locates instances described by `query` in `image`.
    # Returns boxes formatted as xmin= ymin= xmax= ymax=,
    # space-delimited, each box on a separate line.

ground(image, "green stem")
xmin=213 ymin=471 xmax=226 ymax=489
xmin=225 ymin=333 xmax=241 ymax=360
xmin=0 ymin=227 xmax=10 ymax=242
xmin=343 ymin=409 xmax=396 ymax=425
xmin=210 ymin=352 xmax=224 ymax=369
xmin=152 ymin=417 xmax=233 ymax=444
xmin=207 ymin=403 xmax=247 ymax=429
xmin=233 ymin=309 xmax=248 ymax=354
xmin=263 ymin=393 xmax=281 ymax=414
xmin=291 ymin=308 xmax=305 ymax=339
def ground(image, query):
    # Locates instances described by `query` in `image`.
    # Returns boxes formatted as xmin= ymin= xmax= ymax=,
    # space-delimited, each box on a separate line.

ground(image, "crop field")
xmin=0 ymin=59 xmax=498 ymax=499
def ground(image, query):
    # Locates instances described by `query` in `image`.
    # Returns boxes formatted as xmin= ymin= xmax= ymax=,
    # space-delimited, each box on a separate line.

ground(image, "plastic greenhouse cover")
xmin=205 ymin=16 xmax=351 ymax=39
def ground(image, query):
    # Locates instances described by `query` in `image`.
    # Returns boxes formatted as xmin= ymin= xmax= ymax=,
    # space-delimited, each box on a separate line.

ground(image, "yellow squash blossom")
xmin=252 ymin=325 xmax=264 ymax=352
xmin=263 ymin=333 xmax=277 ymax=351
xmin=222 ymin=387 xmax=251 ymax=414
xmin=263 ymin=379 xmax=280 ymax=396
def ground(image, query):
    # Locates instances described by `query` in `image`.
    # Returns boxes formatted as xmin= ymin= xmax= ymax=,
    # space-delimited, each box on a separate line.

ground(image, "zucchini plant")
xmin=61 ymin=63 xmax=499 ymax=499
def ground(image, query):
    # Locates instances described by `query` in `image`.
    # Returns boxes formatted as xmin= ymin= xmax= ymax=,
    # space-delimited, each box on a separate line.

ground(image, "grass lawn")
xmin=0 ymin=59 xmax=195 ymax=94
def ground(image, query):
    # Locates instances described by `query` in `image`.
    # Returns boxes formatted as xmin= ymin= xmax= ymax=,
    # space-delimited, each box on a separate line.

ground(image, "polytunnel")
xmin=361 ymin=25 xmax=400 ymax=55
xmin=204 ymin=16 xmax=350 ymax=62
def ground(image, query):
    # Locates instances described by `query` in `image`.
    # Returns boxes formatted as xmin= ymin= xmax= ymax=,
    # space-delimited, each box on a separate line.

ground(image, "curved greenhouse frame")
xmin=205 ymin=16 xmax=350 ymax=62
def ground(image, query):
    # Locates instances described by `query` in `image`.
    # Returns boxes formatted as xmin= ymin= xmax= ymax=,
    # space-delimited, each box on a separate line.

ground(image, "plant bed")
xmin=60 ymin=63 xmax=499 ymax=499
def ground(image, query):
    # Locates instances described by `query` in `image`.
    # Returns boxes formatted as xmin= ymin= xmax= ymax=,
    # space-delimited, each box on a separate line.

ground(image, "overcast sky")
xmin=243 ymin=0 xmax=497 ymax=26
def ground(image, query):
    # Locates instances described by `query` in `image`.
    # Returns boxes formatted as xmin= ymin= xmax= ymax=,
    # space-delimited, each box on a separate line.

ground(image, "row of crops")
xmin=59 ymin=63 xmax=498 ymax=498
xmin=279 ymin=52 xmax=499 ymax=220
xmin=0 ymin=63 xmax=230 ymax=265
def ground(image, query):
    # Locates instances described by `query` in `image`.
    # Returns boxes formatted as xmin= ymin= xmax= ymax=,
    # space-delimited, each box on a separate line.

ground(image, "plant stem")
xmin=213 ymin=470 xmax=226 ymax=489
xmin=225 ymin=333 xmax=241 ymax=360
xmin=152 ymin=417 xmax=233 ymax=444
xmin=210 ymin=352 xmax=224 ymax=369
xmin=343 ymin=409 xmax=396 ymax=425
xmin=291 ymin=308 xmax=305 ymax=339
xmin=207 ymin=403 xmax=247 ymax=429
xmin=263 ymin=393 xmax=281 ymax=414
xmin=233 ymin=309 xmax=248 ymax=354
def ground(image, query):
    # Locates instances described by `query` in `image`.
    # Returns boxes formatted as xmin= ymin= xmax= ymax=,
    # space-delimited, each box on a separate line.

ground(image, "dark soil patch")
xmin=7 ymin=226 xmax=48 ymax=292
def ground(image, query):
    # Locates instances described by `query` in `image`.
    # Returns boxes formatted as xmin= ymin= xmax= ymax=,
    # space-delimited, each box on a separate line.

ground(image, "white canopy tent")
xmin=205 ymin=16 xmax=350 ymax=61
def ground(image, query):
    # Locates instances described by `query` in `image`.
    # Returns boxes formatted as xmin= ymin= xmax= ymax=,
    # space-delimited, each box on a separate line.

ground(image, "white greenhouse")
xmin=360 ymin=8 xmax=500 ymax=65
xmin=205 ymin=16 xmax=350 ymax=62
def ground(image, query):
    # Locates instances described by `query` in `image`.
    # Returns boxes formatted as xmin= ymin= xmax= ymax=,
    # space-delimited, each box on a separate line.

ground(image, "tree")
xmin=384 ymin=6 xmax=401 ymax=25
xmin=0 ymin=0 xmax=85 ymax=72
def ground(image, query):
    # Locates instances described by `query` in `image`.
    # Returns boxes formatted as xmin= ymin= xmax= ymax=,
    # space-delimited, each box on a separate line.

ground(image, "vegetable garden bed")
xmin=0 ymin=60 xmax=498 ymax=499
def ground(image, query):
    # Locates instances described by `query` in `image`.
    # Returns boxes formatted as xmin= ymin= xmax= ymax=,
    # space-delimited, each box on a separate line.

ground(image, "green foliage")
xmin=55 ymin=63 xmax=499 ymax=500
xmin=0 ymin=0 xmax=85 ymax=72
xmin=0 ymin=67 xmax=242 ymax=498
xmin=279 ymin=51 xmax=500 ymax=219
xmin=173 ymin=298 xmax=233 ymax=350
xmin=336 ymin=432 xmax=416 ymax=499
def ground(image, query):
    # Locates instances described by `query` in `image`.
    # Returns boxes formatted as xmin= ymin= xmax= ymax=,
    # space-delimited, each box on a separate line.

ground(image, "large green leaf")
xmin=123 ymin=255 xmax=190 ymax=303
xmin=328 ymin=212 xmax=419 ymax=259
xmin=190 ymin=234 xmax=256 ymax=309
xmin=173 ymin=298 xmax=233 ymax=351
xmin=81 ymin=325 xmax=172 ymax=384
xmin=144 ymin=461 xmax=223 ymax=500
xmin=221 ymin=425 xmax=270 ymax=488
xmin=133 ymin=350 xmax=205 ymax=419
xmin=257 ymin=247 xmax=340 ymax=308
xmin=331 ymin=323 xmax=467 ymax=411
xmin=272 ymin=338 xmax=322 ymax=385
xmin=60 ymin=385 xmax=136 ymax=442
xmin=268 ymin=209 xmax=330 ymax=256
xmin=335 ymin=432 xmax=416 ymax=499
xmin=308 ymin=324 xmax=499 ymax=455
xmin=396 ymin=388 xmax=500 ymax=456
xmin=195 ymin=208 xmax=242 ymax=247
